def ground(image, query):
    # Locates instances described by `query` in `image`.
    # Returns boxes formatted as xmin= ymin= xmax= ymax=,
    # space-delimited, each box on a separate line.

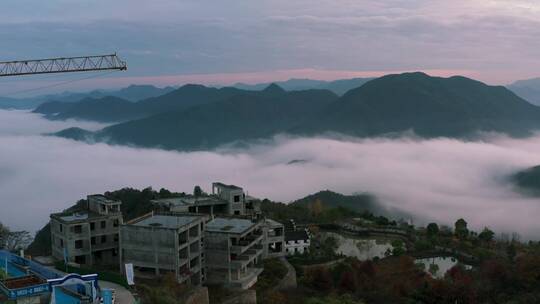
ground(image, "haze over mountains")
xmin=39 ymin=72 xmax=540 ymax=151
xmin=233 ymin=77 xmax=374 ymax=95
xmin=508 ymin=78 xmax=540 ymax=106
xmin=0 ymin=84 xmax=175 ymax=110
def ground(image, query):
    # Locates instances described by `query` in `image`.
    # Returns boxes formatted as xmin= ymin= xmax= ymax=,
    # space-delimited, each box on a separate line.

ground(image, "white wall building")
xmin=284 ymin=230 xmax=310 ymax=255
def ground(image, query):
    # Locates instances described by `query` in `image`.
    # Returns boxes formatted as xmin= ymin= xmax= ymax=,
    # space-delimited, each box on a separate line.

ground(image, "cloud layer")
xmin=1 ymin=110 xmax=540 ymax=239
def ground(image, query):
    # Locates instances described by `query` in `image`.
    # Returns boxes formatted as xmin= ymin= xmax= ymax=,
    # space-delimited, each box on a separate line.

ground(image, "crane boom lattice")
xmin=0 ymin=54 xmax=127 ymax=77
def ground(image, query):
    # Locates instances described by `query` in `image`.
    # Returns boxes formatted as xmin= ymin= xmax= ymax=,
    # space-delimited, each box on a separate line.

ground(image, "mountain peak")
xmin=262 ymin=83 xmax=286 ymax=95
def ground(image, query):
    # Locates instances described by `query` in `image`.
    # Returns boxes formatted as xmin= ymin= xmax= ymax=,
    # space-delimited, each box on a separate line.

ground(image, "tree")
xmin=478 ymin=227 xmax=495 ymax=243
xmin=0 ymin=222 xmax=9 ymax=249
xmin=428 ymin=263 xmax=440 ymax=276
xmin=0 ymin=222 xmax=32 ymax=251
xmin=4 ymin=231 xmax=32 ymax=251
xmin=309 ymin=199 xmax=324 ymax=217
xmin=391 ymin=239 xmax=406 ymax=256
xmin=158 ymin=188 xmax=172 ymax=198
xmin=426 ymin=223 xmax=439 ymax=238
xmin=338 ymin=270 xmax=357 ymax=292
xmin=306 ymin=266 xmax=333 ymax=291
xmin=308 ymin=224 xmax=320 ymax=236
xmin=507 ymin=243 xmax=517 ymax=261
xmin=454 ymin=218 xmax=469 ymax=240
xmin=193 ymin=185 xmax=203 ymax=197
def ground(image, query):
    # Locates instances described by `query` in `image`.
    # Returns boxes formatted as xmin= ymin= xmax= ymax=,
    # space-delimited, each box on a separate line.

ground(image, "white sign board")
xmin=125 ymin=263 xmax=135 ymax=286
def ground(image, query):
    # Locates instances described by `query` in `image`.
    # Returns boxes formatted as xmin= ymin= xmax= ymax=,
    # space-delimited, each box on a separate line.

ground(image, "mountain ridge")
xmin=1 ymin=84 xmax=175 ymax=110
xmin=233 ymin=77 xmax=374 ymax=95
xmin=54 ymin=72 xmax=540 ymax=150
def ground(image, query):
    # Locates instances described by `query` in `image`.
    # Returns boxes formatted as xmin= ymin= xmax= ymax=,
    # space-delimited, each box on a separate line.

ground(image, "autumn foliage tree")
xmin=309 ymin=199 xmax=324 ymax=217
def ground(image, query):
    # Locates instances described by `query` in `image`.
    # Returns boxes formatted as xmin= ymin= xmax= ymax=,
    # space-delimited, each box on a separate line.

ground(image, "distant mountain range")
xmin=2 ymin=77 xmax=369 ymax=110
xmin=51 ymin=72 xmax=540 ymax=151
xmin=35 ymin=84 xmax=251 ymax=122
xmin=233 ymin=77 xmax=374 ymax=95
xmin=507 ymin=78 xmax=540 ymax=106
xmin=0 ymin=84 xmax=175 ymax=110
xmin=4 ymin=75 xmax=540 ymax=111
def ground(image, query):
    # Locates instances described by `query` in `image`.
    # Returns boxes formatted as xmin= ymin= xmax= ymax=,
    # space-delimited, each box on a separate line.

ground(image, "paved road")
xmin=99 ymin=280 xmax=136 ymax=304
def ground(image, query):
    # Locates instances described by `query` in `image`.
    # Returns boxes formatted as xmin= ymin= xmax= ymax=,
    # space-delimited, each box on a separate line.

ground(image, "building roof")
xmin=151 ymin=196 xmax=228 ymax=207
xmin=206 ymin=217 xmax=256 ymax=234
xmin=88 ymin=194 xmax=121 ymax=205
xmin=264 ymin=218 xmax=283 ymax=228
xmin=285 ymin=230 xmax=309 ymax=242
xmin=51 ymin=210 xmax=109 ymax=223
xmin=212 ymin=182 xmax=243 ymax=190
xmin=132 ymin=214 xmax=202 ymax=229
xmin=58 ymin=213 xmax=89 ymax=222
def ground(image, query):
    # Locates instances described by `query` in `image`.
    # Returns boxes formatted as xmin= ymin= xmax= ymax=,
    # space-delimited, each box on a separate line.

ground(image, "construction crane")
xmin=0 ymin=54 xmax=127 ymax=77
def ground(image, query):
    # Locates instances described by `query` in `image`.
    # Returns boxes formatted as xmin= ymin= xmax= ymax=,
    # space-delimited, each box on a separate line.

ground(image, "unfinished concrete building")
xmin=119 ymin=212 xmax=207 ymax=285
xmin=204 ymin=217 xmax=264 ymax=289
xmin=151 ymin=182 xmax=261 ymax=218
xmin=50 ymin=195 xmax=123 ymax=267
xmin=261 ymin=219 xmax=285 ymax=258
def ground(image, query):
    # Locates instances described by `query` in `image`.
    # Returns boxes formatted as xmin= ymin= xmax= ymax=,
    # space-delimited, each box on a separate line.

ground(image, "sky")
xmin=2 ymin=0 xmax=540 ymax=95
xmin=2 ymin=109 xmax=540 ymax=240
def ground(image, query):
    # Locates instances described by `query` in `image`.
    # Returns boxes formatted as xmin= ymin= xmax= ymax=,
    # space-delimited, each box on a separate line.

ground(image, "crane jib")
xmin=0 ymin=54 xmax=127 ymax=77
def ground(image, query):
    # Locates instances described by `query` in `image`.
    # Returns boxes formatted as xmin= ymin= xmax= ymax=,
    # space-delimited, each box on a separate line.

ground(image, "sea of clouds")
xmin=1 ymin=109 xmax=540 ymax=239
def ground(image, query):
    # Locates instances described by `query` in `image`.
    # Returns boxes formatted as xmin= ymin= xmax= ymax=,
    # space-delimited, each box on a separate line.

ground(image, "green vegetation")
xmin=275 ymin=244 xmax=540 ymax=303
xmin=426 ymin=222 xmax=439 ymax=238
xmin=137 ymin=273 xmax=192 ymax=304
xmin=26 ymin=223 xmax=51 ymax=256
xmin=0 ymin=222 xmax=32 ymax=252
xmin=454 ymin=218 xmax=469 ymax=240
xmin=254 ymin=258 xmax=288 ymax=303
xmin=289 ymin=236 xmax=340 ymax=267
xmin=304 ymin=295 xmax=366 ymax=304
xmin=0 ymin=268 xmax=8 ymax=280
xmin=261 ymin=190 xmax=406 ymax=227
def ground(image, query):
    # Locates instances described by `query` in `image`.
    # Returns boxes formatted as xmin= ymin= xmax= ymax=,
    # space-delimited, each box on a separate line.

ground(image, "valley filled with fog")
xmin=1 ymin=109 xmax=540 ymax=239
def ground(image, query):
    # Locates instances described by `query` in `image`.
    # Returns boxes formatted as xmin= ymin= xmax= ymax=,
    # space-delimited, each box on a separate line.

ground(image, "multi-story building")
xmin=119 ymin=212 xmax=207 ymax=285
xmin=151 ymin=182 xmax=261 ymax=218
xmin=261 ymin=219 xmax=285 ymax=258
xmin=204 ymin=217 xmax=264 ymax=289
xmin=284 ymin=229 xmax=310 ymax=255
xmin=50 ymin=195 xmax=123 ymax=267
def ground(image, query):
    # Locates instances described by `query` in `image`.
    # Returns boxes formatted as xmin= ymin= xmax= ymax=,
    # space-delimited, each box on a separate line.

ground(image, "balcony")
xmin=230 ymin=246 xmax=263 ymax=269
xmin=229 ymin=267 xmax=263 ymax=289
xmin=189 ymin=226 xmax=199 ymax=238
xmin=230 ymin=233 xmax=264 ymax=254
xmin=189 ymin=242 xmax=200 ymax=255
xmin=179 ymin=231 xmax=188 ymax=246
